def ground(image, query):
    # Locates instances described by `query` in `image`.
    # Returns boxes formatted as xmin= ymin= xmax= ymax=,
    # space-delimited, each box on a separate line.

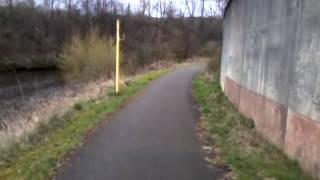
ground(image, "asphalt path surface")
xmin=56 ymin=65 xmax=225 ymax=180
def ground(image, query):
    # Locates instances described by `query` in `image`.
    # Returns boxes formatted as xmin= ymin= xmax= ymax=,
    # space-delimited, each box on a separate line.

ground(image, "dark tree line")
xmin=0 ymin=0 xmax=226 ymax=70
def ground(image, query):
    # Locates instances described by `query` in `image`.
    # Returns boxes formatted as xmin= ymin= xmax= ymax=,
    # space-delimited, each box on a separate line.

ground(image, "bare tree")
xmin=125 ymin=3 xmax=131 ymax=16
xmin=214 ymin=0 xmax=228 ymax=16
xmin=64 ymin=0 xmax=78 ymax=12
xmin=4 ymin=0 xmax=13 ymax=10
xmin=165 ymin=0 xmax=175 ymax=18
xmin=155 ymin=0 xmax=167 ymax=19
xmin=138 ymin=0 xmax=146 ymax=16
xmin=82 ymin=0 xmax=91 ymax=16
xmin=201 ymin=0 xmax=205 ymax=18
xmin=185 ymin=0 xmax=196 ymax=17
xmin=25 ymin=0 xmax=35 ymax=9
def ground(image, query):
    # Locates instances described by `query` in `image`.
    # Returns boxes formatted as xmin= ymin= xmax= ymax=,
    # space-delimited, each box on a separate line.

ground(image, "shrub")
xmin=59 ymin=30 xmax=116 ymax=82
xmin=207 ymin=45 xmax=222 ymax=74
xmin=199 ymin=41 xmax=221 ymax=56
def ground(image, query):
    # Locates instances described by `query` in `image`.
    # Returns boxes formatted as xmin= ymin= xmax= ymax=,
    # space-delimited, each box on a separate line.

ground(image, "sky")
xmin=30 ymin=0 xmax=221 ymax=17
xmin=119 ymin=0 xmax=220 ymax=17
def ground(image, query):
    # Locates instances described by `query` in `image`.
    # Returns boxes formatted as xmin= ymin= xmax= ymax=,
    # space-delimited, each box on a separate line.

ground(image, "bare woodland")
xmin=0 ymin=0 xmax=226 ymax=70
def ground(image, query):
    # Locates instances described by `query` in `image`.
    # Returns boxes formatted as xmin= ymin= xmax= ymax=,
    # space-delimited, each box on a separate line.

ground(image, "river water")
xmin=0 ymin=70 xmax=63 ymax=100
xmin=0 ymin=70 xmax=66 ymax=126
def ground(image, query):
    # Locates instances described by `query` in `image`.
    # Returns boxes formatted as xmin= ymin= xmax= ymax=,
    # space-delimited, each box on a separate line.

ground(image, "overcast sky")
xmin=31 ymin=0 xmax=221 ymax=17
xmin=119 ymin=0 xmax=220 ymax=17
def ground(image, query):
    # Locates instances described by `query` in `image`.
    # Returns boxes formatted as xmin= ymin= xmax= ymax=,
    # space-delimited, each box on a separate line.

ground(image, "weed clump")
xmin=74 ymin=103 xmax=84 ymax=111
xmin=207 ymin=45 xmax=221 ymax=74
xmin=59 ymin=30 xmax=117 ymax=82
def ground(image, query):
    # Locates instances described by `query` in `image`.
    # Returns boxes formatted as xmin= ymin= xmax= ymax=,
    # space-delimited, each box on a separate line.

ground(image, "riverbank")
xmin=0 ymin=68 xmax=170 ymax=180
xmin=0 ymin=60 xmax=175 ymax=149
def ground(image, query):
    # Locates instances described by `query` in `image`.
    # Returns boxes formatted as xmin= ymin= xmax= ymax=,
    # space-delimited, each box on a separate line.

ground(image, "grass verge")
xmin=193 ymin=72 xmax=311 ymax=180
xmin=0 ymin=69 xmax=170 ymax=180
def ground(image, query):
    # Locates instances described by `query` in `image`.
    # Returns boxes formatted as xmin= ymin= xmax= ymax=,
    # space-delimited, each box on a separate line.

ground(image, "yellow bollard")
xmin=115 ymin=19 xmax=120 ymax=94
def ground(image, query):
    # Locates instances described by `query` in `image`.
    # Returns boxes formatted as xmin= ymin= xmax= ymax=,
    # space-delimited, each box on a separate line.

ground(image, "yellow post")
xmin=115 ymin=19 xmax=120 ymax=94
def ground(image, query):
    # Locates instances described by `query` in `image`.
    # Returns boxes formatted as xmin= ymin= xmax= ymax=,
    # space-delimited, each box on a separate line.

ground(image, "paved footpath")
xmin=56 ymin=65 xmax=225 ymax=180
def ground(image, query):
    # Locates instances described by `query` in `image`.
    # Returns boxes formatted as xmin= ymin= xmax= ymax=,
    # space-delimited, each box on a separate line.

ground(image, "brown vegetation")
xmin=0 ymin=0 xmax=224 ymax=71
xmin=206 ymin=43 xmax=222 ymax=74
xmin=59 ymin=30 xmax=116 ymax=81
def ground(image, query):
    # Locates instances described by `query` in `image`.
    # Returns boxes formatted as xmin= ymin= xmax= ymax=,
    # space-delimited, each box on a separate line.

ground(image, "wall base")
xmin=224 ymin=76 xmax=286 ymax=148
xmin=224 ymin=76 xmax=320 ymax=179
xmin=286 ymin=110 xmax=320 ymax=179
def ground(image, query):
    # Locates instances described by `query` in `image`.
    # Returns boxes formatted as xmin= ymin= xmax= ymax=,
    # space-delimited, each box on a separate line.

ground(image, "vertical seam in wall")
xmin=284 ymin=0 xmax=303 ymax=147
xmin=220 ymin=11 xmax=228 ymax=89
xmin=238 ymin=0 xmax=246 ymax=108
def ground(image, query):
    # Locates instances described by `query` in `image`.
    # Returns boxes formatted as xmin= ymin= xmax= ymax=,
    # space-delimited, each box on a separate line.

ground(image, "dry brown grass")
xmin=59 ymin=30 xmax=117 ymax=82
xmin=0 ymin=78 xmax=114 ymax=152
xmin=207 ymin=45 xmax=222 ymax=74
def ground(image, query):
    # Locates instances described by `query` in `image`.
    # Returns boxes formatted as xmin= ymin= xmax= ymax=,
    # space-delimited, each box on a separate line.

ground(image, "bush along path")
xmin=0 ymin=69 xmax=170 ymax=180
xmin=193 ymin=72 xmax=312 ymax=180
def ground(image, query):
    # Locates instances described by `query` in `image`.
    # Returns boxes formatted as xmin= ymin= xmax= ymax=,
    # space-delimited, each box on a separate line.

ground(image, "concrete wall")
xmin=221 ymin=0 xmax=320 ymax=178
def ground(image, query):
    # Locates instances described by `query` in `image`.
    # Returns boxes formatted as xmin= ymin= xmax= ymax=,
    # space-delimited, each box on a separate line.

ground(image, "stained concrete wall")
xmin=221 ymin=0 xmax=320 ymax=178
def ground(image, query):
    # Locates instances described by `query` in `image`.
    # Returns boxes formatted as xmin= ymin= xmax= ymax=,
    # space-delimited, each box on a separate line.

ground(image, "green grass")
xmin=193 ymin=73 xmax=312 ymax=180
xmin=0 ymin=69 xmax=170 ymax=180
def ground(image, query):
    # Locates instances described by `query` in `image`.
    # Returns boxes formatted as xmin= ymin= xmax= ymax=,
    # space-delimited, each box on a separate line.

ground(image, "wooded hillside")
xmin=0 ymin=0 xmax=225 ymax=71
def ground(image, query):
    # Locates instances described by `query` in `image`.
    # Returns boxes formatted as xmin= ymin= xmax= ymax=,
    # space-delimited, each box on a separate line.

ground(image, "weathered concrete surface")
xmin=56 ymin=66 xmax=226 ymax=180
xmin=221 ymin=0 xmax=320 ymax=178
xmin=224 ymin=77 xmax=240 ymax=107
xmin=286 ymin=110 xmax=320 ymax=179
xmin=225 ymin=77 xmax=288 ymax=147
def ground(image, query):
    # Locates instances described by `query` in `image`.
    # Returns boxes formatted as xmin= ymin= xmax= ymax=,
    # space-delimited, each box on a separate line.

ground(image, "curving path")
xmin=56 ymin=65 xmax=225 ymax=180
